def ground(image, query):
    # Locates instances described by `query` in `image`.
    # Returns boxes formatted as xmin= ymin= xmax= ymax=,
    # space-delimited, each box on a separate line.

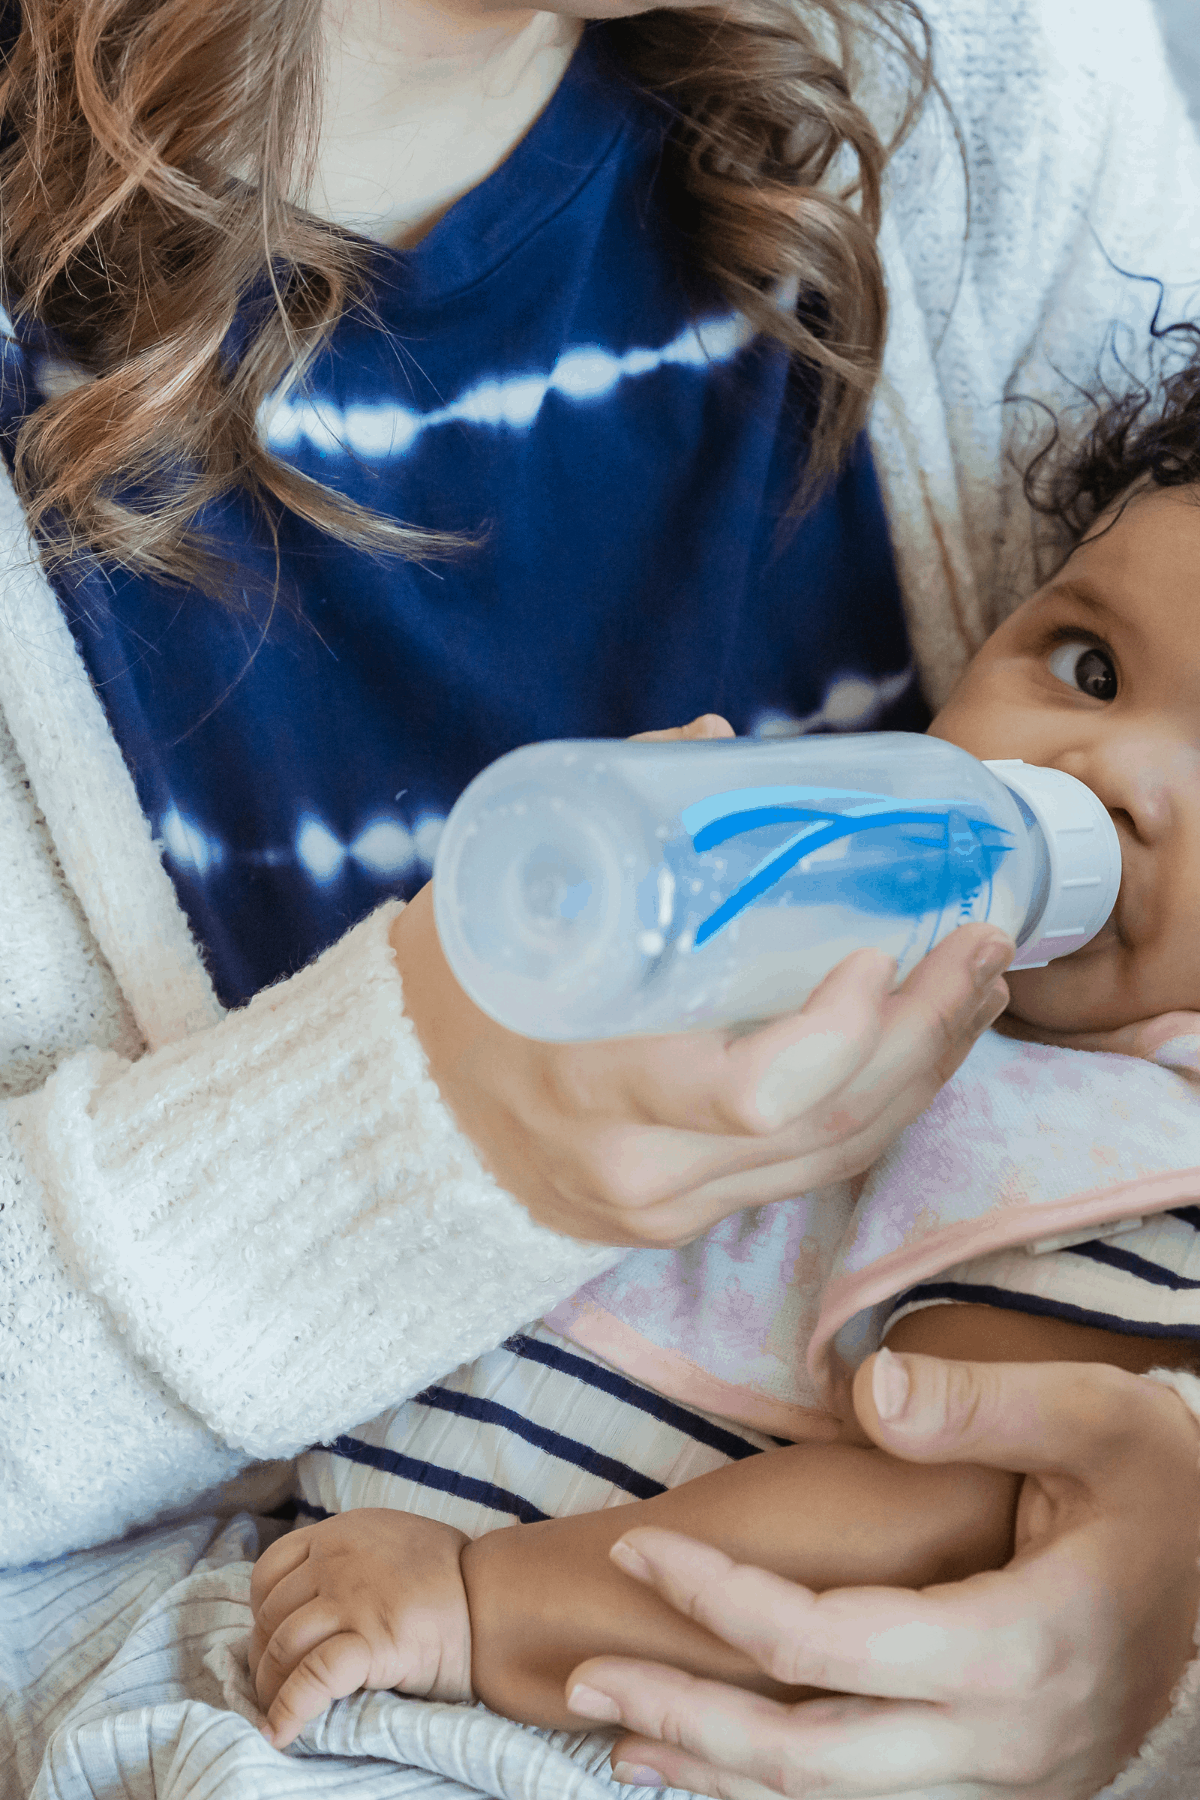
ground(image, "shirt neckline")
xmin=369 ymin=26 xmax=655 ymax=305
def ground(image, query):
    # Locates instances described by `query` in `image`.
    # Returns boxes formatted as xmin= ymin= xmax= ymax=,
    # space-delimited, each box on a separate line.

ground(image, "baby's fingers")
xmin=250 ymin=1531 xmax=311 ymax=1620
xmin=254 ymin=1596 xmax=346 ymax=1711
xmin=261 ymin=1629 xmax=372 ymax=1751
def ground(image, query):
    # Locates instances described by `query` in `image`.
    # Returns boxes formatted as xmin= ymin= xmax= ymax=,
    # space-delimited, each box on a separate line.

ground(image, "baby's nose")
xmin=1077 ymin=735 xmax=1200 ymax=845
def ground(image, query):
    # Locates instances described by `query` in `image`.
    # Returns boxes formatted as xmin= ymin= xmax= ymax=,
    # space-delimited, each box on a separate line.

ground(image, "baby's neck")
xmin=309 ymin=0 xmax=582 ymax=246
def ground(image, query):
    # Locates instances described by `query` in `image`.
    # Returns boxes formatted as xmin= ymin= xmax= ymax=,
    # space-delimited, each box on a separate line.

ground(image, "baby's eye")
xmin=1046 ymin=639 xmax=1118 ymax=701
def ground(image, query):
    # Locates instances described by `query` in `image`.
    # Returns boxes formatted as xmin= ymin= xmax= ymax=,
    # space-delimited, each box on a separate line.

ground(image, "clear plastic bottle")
xmin=432 ymin=732 xmax=1121 ymax=1041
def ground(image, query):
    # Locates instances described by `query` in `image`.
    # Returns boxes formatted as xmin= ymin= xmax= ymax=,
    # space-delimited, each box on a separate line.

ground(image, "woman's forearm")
xmin=460 ymin=1440 xmax=1018 ymax=1729
xmin=6 ymin=901 xmax=619 ymax=1565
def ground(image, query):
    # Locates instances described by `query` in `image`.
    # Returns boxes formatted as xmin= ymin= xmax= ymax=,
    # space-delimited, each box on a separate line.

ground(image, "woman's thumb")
xmin=852 ymin=1347 xmax=1150 ymax=1479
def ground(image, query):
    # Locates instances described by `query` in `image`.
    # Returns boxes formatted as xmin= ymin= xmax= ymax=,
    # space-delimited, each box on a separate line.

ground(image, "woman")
xmin=0 ymin=0 xmax=1198 ymax=1794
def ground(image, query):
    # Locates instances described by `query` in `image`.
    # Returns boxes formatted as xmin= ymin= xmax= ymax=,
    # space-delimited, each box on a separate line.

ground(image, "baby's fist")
xmin=249 ymin=1509 xmax=472 ymax=1748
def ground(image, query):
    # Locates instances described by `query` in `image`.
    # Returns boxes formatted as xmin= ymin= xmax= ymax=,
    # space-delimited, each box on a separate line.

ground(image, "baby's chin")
xmin=1002 ymin=956 xmax=1138 ymax=1039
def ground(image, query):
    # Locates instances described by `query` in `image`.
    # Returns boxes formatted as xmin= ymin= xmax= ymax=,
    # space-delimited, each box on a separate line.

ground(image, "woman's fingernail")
xmin=567 ymin=1683 xmax=622 ymax=1722
xmin=610 ymin=1538 xmax=651 ymax=1580
xmin=259 ymin=1724 xmax=277 ymax=1747
xmin=612 ymin=1763 xmax=664 ymax=1788
xmin=873 ymin=1346 xmax=911 ymax=1421
xmin=972 ymin=939 xmax=1013 ymax=987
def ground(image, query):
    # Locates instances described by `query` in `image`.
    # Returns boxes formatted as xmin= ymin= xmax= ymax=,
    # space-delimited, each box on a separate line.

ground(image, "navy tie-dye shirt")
xmin=1 ymin=27 xmax=925 ymax=1008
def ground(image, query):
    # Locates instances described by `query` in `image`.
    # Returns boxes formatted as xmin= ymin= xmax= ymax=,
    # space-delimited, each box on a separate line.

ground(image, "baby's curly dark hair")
xmin=1027 ymin=318 xmax=1200 ymax=543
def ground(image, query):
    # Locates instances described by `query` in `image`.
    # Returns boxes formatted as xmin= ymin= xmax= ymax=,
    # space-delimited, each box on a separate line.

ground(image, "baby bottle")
xmin=432 ymin=733 xmax=1121 ymax=1041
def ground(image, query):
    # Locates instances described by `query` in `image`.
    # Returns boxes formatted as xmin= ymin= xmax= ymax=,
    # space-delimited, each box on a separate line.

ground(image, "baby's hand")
xmin=248 ymin=1509 xmax=472 ymax=1749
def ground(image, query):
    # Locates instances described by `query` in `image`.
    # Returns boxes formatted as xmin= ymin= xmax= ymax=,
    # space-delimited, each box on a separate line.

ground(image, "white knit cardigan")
xmin=3 ymin=0 xmax=1200 ymax=1784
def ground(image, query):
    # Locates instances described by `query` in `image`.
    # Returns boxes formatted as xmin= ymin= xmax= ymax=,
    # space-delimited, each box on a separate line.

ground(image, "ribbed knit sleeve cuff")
xmin=1098 ymin=1370 xmax=1200 ymax=1798
xmin=17 ymin=903 xmax=621 ymax=1457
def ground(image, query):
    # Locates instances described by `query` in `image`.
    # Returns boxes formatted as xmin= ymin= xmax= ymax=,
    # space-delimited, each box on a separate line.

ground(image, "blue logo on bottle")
xmin=679 ymin=786 xmax=1013 ymax=948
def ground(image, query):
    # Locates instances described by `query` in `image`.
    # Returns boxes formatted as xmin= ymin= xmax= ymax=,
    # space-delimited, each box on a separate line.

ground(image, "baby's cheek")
xmin=1143 ymin=935 xmax=1200 ymax=1021
xmin=1004 ymin=955 xmax=1132 ymax=1034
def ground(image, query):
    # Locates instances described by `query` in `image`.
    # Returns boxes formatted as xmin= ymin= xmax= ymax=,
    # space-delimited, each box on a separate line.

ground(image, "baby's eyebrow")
xmin=1038 ymin=576 xmax=1126 ymax=636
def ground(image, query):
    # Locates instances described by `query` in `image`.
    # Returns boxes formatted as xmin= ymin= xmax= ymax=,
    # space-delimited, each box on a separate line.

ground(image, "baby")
xmin=249 ymin=349 xmax=1200 ymax=1746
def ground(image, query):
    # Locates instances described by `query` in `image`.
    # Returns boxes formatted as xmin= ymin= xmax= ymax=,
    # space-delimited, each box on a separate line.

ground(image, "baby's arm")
xmin=463 ymin=1308 xmax=1198 ymax=1729
xmin=250 ymin=1309 xmax=1197 ymax=1744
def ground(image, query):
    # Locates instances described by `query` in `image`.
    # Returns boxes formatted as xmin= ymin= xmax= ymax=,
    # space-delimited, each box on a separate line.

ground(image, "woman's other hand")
xmin=391 ymin=713 xmax=1012 ymax=1247
xmin=564 ymin=1352 xmax=1200 ymax=1799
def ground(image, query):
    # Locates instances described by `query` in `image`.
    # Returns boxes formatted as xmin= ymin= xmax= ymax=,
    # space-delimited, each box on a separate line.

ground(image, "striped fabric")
xmin=888 ymin=1208 xmax=1200 ymax=1347
xmin=300 ymin=1221 xmax=1200 ymax=1535
xmin=296 ymin=1326 xmax=779 ymax=1532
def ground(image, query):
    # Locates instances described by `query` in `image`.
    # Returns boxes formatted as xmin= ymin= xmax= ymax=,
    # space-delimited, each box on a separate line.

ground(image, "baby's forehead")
xmin=1016 ymin=481 xmax=1200 ymax=651
xmin=1065 ymin=480 xmax=1200 ymax=584
xmin=1081 ymin=476 xmax=1200 ymax=543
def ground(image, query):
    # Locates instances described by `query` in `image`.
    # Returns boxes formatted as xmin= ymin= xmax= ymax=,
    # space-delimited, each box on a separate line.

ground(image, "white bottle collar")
xmin=983 ymin=760 xmax=1122 ymax=969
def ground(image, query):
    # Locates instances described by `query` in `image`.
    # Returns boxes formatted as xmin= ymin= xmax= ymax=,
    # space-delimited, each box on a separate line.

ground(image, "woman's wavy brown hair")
xmin=0 ymin=0 xmax=935 ymax=596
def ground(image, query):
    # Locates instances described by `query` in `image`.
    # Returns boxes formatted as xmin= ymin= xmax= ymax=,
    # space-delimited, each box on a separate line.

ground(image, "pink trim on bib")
xmin=550 ymin=1293 xmax=842 ymax=1440
xmin=807 ymin=1162 xmax=1200 ymax=1406
xmin=548 ymin=1029 xmax=1200 ymax=1434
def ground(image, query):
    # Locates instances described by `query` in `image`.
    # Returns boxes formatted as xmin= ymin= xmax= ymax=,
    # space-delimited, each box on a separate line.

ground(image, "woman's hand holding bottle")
xmin=390 ymin=716 xmax=1013 ymax=1248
